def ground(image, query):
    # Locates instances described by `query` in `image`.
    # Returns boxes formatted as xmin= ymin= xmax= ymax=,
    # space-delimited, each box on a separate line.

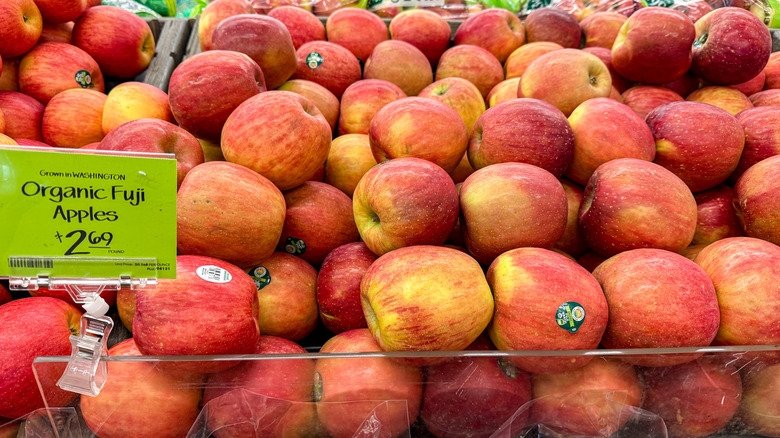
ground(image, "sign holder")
xmin=1 ymin=146 xmax=177 ymax=397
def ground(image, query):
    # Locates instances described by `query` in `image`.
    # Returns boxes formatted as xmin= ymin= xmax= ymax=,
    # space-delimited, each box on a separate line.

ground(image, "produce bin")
xmin=9 ymin=345 xmax=780 ymax=438
xmin=107 ymin=18 xmax=195 ymax=92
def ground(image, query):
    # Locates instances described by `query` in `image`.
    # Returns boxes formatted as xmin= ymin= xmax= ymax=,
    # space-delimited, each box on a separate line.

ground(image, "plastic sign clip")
xmin=57 ymin=312 xmax=113 ymax=397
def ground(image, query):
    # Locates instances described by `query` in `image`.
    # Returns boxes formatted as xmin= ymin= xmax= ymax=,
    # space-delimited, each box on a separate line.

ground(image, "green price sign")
xmin=0 ymin=147 xmax=178 ymax=279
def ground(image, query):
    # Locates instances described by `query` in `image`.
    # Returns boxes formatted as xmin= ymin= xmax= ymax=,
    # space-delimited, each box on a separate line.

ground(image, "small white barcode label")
xmin=196 ymin=265 xmax=232 ymax=284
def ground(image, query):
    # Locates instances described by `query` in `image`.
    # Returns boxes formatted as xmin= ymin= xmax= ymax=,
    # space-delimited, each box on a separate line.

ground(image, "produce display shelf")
xmin=10 ymin=345 xmax=779 ymax=438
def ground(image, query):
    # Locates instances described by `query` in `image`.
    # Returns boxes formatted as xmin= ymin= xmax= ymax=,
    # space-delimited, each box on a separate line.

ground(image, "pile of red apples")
xmin=2 ymin=1 xmax=780 ymax=437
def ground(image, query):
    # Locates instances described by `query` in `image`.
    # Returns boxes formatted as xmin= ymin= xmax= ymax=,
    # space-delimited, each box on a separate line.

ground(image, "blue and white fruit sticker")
xmin=556 ymin=301 xmax=585 ymax=333
xmin=249 ymin=266 xmax=271 ymax=290
xmin=196 ymin=265 xmax=232 ymax=284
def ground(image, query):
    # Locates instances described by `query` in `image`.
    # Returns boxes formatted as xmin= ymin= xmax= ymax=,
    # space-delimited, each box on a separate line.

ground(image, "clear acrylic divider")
xmin=28 ymin=345 xmax=780 ymax=438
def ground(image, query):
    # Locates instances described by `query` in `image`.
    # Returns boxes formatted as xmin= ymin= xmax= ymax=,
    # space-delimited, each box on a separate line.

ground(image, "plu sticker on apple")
xmin=74 ymin=70 xmax=94 ymax=89
xmin=249 ymin=266 xmax=271 ymax=290
xmin=556 ymin=301 xmax=585 ymax=333
xmin=196 ymin=265 xmax=232 ymax=284
xmin=306 ymin=52 xmax=324 ymax=69
xmin=284 ymin=237 xmax=307 ymax=255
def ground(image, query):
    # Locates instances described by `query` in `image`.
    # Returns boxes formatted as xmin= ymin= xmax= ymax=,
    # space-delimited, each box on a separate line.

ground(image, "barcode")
xmin=203 ymin=267 xmax=223 ymax=280
xmin=9 ymin=257 xmax=54 ymax=269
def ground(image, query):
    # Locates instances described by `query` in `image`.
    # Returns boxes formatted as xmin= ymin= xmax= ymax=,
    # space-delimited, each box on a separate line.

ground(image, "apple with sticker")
xmin=131 ymin=255 xmax=260 ymax=373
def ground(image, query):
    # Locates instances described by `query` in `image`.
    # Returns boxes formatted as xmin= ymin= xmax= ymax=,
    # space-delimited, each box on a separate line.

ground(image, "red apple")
xmin=460 ymin=162 xmax=568 ymax=265
xmin=369 ymin=97 xmax=468 ymax=173
xmin=530 ymin=358 xmax=643 ymax=437
xmin=468 ymin=98 xmax=575 ymax=177
xmin=693 ymin=185 xmax=743 ymax=245
xmin=80 ymin=339 xmax=203 ymax=438
xmin=453 ymin=8 xmax=525 ymax=63
xmin=623 ymin=86 xmax=685 ymax=121
xmin=326 ymin=7 xmax=387 ymax=63
xmin=168 ymin=50 xmax=266 ymax=143
xmin=641 ymin=357 xmax=742 ymax=437
xmin=693 ymin=237 xmax=780 ymax=351
xmin=732 ymin=107 xmax=780 ymax=182
xmin=611 ymin=7 xmax=695 ymax=84
xmin=579 ymin=158 xmax=697 ymax=257
xmin=486 ymin=77 xmax=521 ymax=108
xmin=750 ymin=89 xmax=780 ymax=107
xmin=13 ymin=139 xmax=48 ymax=147
xmin=268 ymin=5 xmax=326 ymax=50
xmin=212 ymin=14 xmax=297 ymax=90
xmin=555 ymin=179 xmax=589 ymax=257
xmin=73 ymin=6 xmax=155 ymax=79
xmin=363 ymin=40 xmax=433 ymax=97
xmin=39 ymin=20 xmax=73 ymax=44
xmin=580 ymin=12 xmax=627 ymax=48
xmin=686 ymin=86 xmax=753 ymax=116
xmin=97 ymin=118 xmax=204 ymax=188
xmin=19 ymin=42 xmax=105 ymax=105
xmin=740 ymin=362 xmax=780 ymax=436
xmin=315 ymin=329 xmax=423 ymax=438
xmin=0 ymin=0 xmax=42 ymax=59
xmin=436 ymin=45 xmax=503 ymax=99
xmin=202 ymin=336 xmax=316 ymax=438
xmin=734 ymin=155 xmax=780 ymax=245
xmin=0 ymin=58 xmax=20 ymax=92
xmin=422 ymin=336 xmax=533 ymax=438
xmin=352 ymin=157 xmax=459 ymax=255
xmin=133 ymin=255 xmax=260 ymax=373
xmin=524 ymin=7 xmax=581 ymax=49
xmin=691 ymin=7 xmax=771 ymax=85
xmin=317 ymin=242 xmax=377 ymax=333
xmin=418 ymin=77 xmax=486 ymax=135
xmin=660 ymin=72 xmax=701 ymax=98
xmin=247 ymin=252 xmax=318 ymax=341
xmin=503 ymin=41 xmax=564 ymax=80
xmin=593 ymin=248 xmax=719 ymax=366
xmin=488 ymin=248 xmax=609 ymax=374
xmin=566 ymin=97 xmax=655 ymax=186
xmin=647 ymin=101 xmax=744 ymax=192
xmin=101 ymin=82 xmax=171 ymax=135
xmin=361 ymin=246 xmax=494 ymax=356
xmin=763 ymin=51 xmax=780 ymax=89
xmin=0 ymin=297 xmax=80 ymax=419
xmin=293 ymin=40 xmax=361 ymax=99
xmin=198 ymin=0 xmax=254 ymax=52
xmin=33 ymin=0 xmax=88 ymax=23
xmin=42 ymin=88 xmax=106 ymax=148
xmin=277 ymin=79 xmax=340 ymax=131
xmin=0 ymin=285 xmax=10 ymax=305
xmin=221 ymin=91 xmax=331 ymax=191
xmin=177 ymin=161 xmax=286 ymax=268
xmin=388 ymin=9 xmax=451 ymax=66
xmin=278 ymin=181 xmax=359 ymax=265
xmin=0 ymin=91 xmax=44 ymax=141
xmin=324 ymin=133 xmax=377 ymax=197
xmin=728 ymin=70 xmax=766 ymax=96
xmin=520 ymin=49 xmax=612 ymax=116
xmin=337 ymin=79 xmax=405 ymax=136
